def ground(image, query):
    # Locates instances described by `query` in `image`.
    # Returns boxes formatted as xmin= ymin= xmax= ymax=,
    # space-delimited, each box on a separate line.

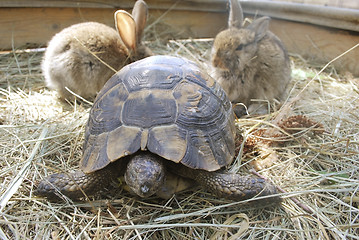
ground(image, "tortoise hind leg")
xmin=35 ymin=166 xmax=119 ymax=200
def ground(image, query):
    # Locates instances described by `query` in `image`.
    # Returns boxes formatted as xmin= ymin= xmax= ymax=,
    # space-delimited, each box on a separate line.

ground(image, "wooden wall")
xmin=268 ymin=19 xmax=359 ymax=77
xmin=0 ymin=7 xmax=228 ymax=49
xmin=0 ymin=0 xmax=358 ymax=76
xmin=0 ymin=0 xmax=229 ymax=49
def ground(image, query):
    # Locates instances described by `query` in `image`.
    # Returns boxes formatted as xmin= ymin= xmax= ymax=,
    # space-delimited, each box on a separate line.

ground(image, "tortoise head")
xmin=124 ymin=152 xmax=165 ymax=198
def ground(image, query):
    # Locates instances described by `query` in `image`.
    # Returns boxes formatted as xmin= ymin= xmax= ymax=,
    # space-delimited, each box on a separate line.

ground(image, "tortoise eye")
xmin=236 ymin=44 xmax=244 ymax=51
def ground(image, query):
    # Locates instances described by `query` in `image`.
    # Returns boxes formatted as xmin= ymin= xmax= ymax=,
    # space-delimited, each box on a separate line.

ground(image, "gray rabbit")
xmin=42 ymin=0 xmax=152 ymax=101
xmin=211 ymin=0 xmax=291 ymax=115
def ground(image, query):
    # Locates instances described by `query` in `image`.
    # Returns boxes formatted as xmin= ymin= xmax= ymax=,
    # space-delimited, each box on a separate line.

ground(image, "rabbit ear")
xmin=114 ymin=10 xmax=137 ymax=52
xmin=228 ymin=0 xmax=243 ymax=29
xmin=248 ymin=16 xmax=270 ymax=42
xmin=132 ymin=0 xmax=149 ymax=43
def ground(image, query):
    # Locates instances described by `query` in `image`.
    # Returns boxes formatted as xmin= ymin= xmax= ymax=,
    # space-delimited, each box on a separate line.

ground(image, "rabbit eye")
xmin=235 ymin=44 xmax=244 ymax=51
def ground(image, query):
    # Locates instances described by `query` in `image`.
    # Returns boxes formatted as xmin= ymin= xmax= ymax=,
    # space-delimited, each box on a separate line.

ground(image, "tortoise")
xmin=36 ymin=55 xmax=278 ymax=201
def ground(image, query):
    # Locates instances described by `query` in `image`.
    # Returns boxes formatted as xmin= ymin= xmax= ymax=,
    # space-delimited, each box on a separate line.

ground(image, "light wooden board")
xmin=268 ymin=18 xmax=359 ymax=76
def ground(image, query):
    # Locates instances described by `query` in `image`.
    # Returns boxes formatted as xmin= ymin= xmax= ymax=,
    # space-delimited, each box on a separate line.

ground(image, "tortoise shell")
xmin=81 ymin=55 xmax=236 ymax=173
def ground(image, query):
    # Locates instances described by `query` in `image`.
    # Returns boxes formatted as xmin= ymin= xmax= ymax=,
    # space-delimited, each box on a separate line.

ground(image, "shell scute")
xmin=181 ymin=130 xmax=218 ymax=170
xmin=122 ymin=63 xmax=183 ymax=92
xmin=88 ymin=82 xmax=128 ymax=135
xmin=147 ymin=124 xmax=188 ymax=162
xmin=106 ymin=126 xmax=142 ymax=161
xmin=122 ymin=90 xmax=177 ymax=128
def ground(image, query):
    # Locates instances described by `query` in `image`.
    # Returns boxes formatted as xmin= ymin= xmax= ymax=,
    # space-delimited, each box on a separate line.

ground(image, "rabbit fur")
xmin=42 ymin=0 xmax=152 ymax=101
xmin=211 ymin=0 xmax=291 ymax=115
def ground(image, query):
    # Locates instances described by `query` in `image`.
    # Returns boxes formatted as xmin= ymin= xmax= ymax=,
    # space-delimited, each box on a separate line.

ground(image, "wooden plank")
xmin=241 ymin=1 xmax=359 ymax=32
xmin=267 ymin=18 xmax=359 ymax=76
xmin=0 ymin=8 xmax=117 ymax=49
xmin=0 ymin=7 xmax=227 ymax=49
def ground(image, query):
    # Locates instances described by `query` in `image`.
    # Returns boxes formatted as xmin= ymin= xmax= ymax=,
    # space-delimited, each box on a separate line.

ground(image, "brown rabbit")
xmin=42 ymin=0 xmax=152 ymax=101
xmin=211 ymin=0 xmax=291 ymax=115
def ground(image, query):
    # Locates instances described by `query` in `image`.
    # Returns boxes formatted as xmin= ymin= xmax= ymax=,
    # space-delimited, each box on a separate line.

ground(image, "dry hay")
xmin=0 ymin=35 xmax=358 ymax=240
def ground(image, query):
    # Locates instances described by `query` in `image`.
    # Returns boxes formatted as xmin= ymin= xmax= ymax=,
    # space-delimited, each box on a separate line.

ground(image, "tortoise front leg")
xmin=194 ymin=170 xmax=279 ymax=201
xmin=35 ymin=166 xmax=119 ymax=200
xmin=167 ymin=163 xmax=279 ymax=201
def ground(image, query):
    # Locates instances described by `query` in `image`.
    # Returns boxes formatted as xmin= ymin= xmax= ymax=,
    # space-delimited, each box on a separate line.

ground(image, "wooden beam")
xmin=2 ymin=0 xmax=359 ymax=10
xmin=0 ymin=0 xmax=227 ymax=11
xmin=265 ymin=0 xmax=359 ymax=9
xmin=241 ymin=1 xmax=359 ymax=32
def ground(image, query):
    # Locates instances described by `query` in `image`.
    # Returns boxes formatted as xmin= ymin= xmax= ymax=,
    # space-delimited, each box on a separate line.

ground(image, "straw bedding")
xmin=0 ymin=36 xmax=358 ymax=239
